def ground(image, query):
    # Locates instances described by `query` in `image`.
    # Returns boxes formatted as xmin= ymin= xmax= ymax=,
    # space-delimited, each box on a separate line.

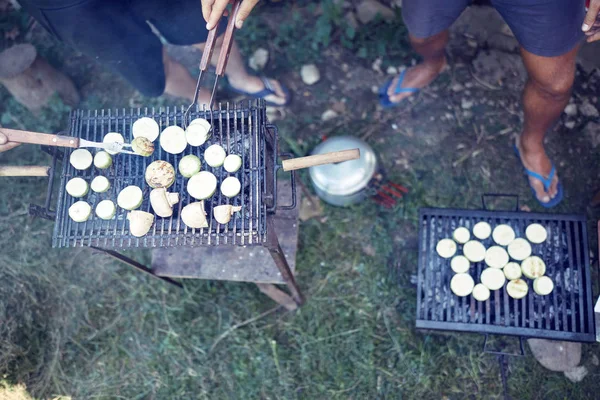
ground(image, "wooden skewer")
xmin=281 ymin=149 xmax=360 ymax=172
xmin=0 ymin=165 xmax=50 ymax=177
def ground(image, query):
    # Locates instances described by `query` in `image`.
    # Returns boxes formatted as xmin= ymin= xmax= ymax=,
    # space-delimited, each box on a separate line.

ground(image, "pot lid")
xmin=309 ymin=136 xmax=377 ymax=196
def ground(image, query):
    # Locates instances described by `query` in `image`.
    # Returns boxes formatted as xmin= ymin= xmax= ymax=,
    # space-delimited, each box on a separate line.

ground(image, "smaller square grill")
xmin=52 ymin=100 xmax=269 ymax=249
xmin=416 ymin=208 xmax=596 ymax=342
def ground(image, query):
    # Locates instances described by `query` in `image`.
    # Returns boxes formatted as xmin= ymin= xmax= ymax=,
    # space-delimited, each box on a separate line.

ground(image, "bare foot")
xmin=516 ymin=136 xmax=559 ymax=204
xmin=228 ymin=76 xmax=288 ymax=106
xmin=387 ymin=57 xmax=447 ymax=103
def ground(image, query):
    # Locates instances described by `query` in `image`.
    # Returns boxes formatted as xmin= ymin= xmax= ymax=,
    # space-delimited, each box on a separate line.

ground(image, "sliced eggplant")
xmin=178 ymin=155 xmax=202 ymax=178
xmin=224 ymin=154 xmax=242 ymax=173
xmin=90 ymin=176 xmax=110 ymax=193
xmin=160 ymin=126 xmax=187 ymax=154
xmin=204 ymin=144 xmax=226 ymax=167
xmin=480 ymin=268 xmax=506 ymax=291
xmin=463 ymin=240 xmax=486 ymax=263
xmin=220 ymin=176 xmax=241 ymax=198
xmin=521 ymin=256 xmax=546 ymax=279
xmin=103 ymin=132 xmax=124 ymax=155
xmin=533 ymin=276 xmax=554 ymax=295
xmin=93 ymin=151 xmax=113 ymax=169
xmin=506 ymin=279 xmax=529 ymax=299
xmin=492 ymin=224 xmax=515 ymax=246
xmin=503 ymin=262 xmax=522 ymax=280
xmin=526 ymin=223 xmax=547 ymax=244
xmin=65 ymin=177 xmax=89 ymax=198
xmin=145 ymin=160 xmax=176 ymax=189
xmin=132 ymin=117 xmax=160 ymax=142
xmin=68 ymin=201 xmax=92 ymax=222
xmin=70 ymin=149 xmax=93 ymax=170
xmin=450 ymin=273 xmax=475 ymax=297
xmin=452 ymin=227 xmax=470 ymax=244
xmin=485 ymin=245 xmax=509 ymax=269
xmin=187 ymin=171 xmax=217 ymax=200
xmin=436 ymin=238 xmax=457 ymax=259
xmin=117 ymin=185 xmax=143 ymax=210
xmin=473 ymin=221 xmax=492 ymax=240
xmin=95 ymin=200 xmax=116 ymax=220
xmin=507 ymin=238 xmax=532 ymax=261
xmin=451 ymin=255 xmax=470 ymax=273
xmin=472 ymin=283 xmax=490 ymax=301
xmin=185 ymin=118 xmax=211 ymax=146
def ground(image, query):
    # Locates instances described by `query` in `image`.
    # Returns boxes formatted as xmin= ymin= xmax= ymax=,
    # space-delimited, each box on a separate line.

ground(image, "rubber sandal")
xmin=227 ymin=76 xmax=291 ymax=107
xmin=514 ymin=145 xmax=564 ymax=208
xmin=378 ymin=69 xmax=420 ymax=108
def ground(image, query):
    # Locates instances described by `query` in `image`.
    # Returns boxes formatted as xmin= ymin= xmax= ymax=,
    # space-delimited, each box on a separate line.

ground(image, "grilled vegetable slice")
xmin=492 ymin=224 xmax=515 ymax=246
xmin=450 ymin=273 xmax=475 ymax=297
xmin=221 ymin=176 xmax=241 ymax=198
xmin=132 ymin=117 xmax=160 ymax=142
xmin=95 ymin=199 xmax=116 ymax=220
xmin=127 ymin=210 xmax=154 ymax=237
xmin=68 ymin=201 xmax=92 ymax=222
xmin=213 ymin=204 xmax=242 ymax=224
xmin=149 ymin=188 xmax=179 ymax=218
xmin=485 ymin=246 xmax=509 ymax=269
xmin=224 ymin=154 xmax=242 ymax=173
xmin=451 ymin=255 xmax=470 ymax=273
xmin=473 ymin=221 xmax=492 ymax=240
xmin=503 ymin=262 xmax=522 ymax=280
xmin=507 ymin=238 xmax=532 ymax=261
xmin=187 ymin=171 xmax=217 ymax=200
xmin=526 ymin=223 xmax=547 ymax=244
xmin=65 ymin=177 xmax=89 ymax=198
xmin=481 ymin=268 xmax=506 ymax=290
xmin=117 ymin=185 xmax=143 ymax=210
xmin=436 ymin=238 xmax=457 ymax=259
xmin=204 ymin=144 xmax=226 ymax=167
xmin=453 ymin=227 xmax=470 ymax=244
xmin=103 ymin=132 xmax=124 ymax=155
xmin=533 ymin=276 xmax=554 ymax=295
xmin=131 ymin=137 xmax=155 ymax=157
xmin=181 ymin=201 xmax=208 ymax=228
xmin=160 ymin=126 xmax=187 ymax=154
xmin=463 ymin=240 xmax=486 ymax=262
xmin=521 ymin=256 xmax=546 ymax=279
xmin=90 ymin=176 xmax=110 ymax=193
xmin=70 ymin=149 xmax=93 ymax=170
xmin=94 ymin=151 xmax=113 ymax=169
xmin=178 ymin=155 xmax=202 ymax=178
xmin=472 ymin=283 xmax=490 ymax=301
xmin=145 ymin=160 xmax=175 ymax=189
xmin=186 ymin=118 xmax=211 ymax=146
xmin=507 ymin=279 xmax=528 ymax=299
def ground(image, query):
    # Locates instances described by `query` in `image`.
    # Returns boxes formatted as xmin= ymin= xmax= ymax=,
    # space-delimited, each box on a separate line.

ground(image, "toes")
xmin=529 ymin=177 xmax=551 ymax=203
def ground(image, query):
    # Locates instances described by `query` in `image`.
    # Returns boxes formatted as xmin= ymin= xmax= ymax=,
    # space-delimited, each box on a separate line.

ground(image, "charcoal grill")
xmin=416 ymin=205 xmax=595 ymax=342
xmin=28 ymin=99 xmax=307 ymax=305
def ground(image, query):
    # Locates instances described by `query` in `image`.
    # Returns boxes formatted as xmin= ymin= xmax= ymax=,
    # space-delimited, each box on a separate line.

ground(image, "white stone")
xmin=461 ymin=98 xmax=474 ymax=109
xmin=580 ymin=101 xmax=599 ymax=117
xmin=564 ymin=103 xmax=577 ymax=117
xmin=564 ymin=366 xmax=588 ymax=383
xmin=451 ymin=83 xmax=464 ymax=92
xmin=321 ymin=109 xmax=338 ymax=121
xmin=248 ymin=48 xmax=269 ymax=71
xmin=386 ymin=66 xmax=398 ymax=75
xmin=564 ymin=120 xmax=576 ymax=129
xmin=356 ymin=0 xmax=395 ymax=24
xmin=300 ymin=64 xmax=320 ymax=85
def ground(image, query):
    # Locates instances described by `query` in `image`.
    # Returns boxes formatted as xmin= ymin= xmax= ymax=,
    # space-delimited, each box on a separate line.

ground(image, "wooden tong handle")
xmin=0 ymin=166 xmax=50 ymax=177
xmin=282 ymin=149 xmax=360 ymax=172
xmin=0 ymin=127 xmax=79 ymax=148
xmin=199 ymin=28 xmax=219 ymax=72
xmin=215 ymin=0 xmax=242 ymax=76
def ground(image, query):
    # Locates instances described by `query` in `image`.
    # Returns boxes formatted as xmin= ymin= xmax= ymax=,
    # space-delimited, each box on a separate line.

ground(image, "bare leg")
xmin=162 ymin=48 xmax=211 ymax=103
xmin=193 ymin=39 xmax=288 ymax=105
xmin=387 ymin=30 xmax=448 ymax=103
xmin=517 ymin=45 xmax=578 ymax=203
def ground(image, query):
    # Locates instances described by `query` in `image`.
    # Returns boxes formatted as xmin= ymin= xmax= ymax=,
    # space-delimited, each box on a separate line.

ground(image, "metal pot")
xmin=309 ymin=136 xmax=377 ymax=206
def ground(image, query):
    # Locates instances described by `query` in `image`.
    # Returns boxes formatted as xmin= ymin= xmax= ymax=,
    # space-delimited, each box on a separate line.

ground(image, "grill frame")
xmin=49 ymin=100 xmax=274 ymax=249
xmin=416 ymin=207 xmax=596 ymax=343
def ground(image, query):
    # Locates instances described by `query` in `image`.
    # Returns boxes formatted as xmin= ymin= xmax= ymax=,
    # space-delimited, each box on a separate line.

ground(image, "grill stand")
xmin=483 ymin=335 xmax=525 ymax=400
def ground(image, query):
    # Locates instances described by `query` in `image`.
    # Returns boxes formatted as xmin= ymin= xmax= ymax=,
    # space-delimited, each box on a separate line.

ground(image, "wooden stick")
xmin=0 ymin=165 xmax=50 ymax=177
xmin=282 ymin=149 xmax=360 ymax=172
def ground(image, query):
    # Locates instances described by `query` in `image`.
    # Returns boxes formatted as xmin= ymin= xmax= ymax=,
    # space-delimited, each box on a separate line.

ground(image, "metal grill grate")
xmin=416 ymin=208 xmax=596 ymax=342
xmin=52 ymin=100 xmax=268 ymax=248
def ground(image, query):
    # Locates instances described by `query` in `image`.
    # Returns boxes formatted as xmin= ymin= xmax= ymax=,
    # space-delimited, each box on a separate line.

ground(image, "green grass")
xmin=1 ymin=1 xmax=599 ymax=399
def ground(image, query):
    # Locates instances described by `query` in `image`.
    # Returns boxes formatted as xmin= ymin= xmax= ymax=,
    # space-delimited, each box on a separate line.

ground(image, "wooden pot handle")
xmin=0 ymin=166 xmax=50 ymax=177
xmin=0 ymin=127 xmax=79 ymax=148
xmin=281 ymin=149 xmax=360 ymax=172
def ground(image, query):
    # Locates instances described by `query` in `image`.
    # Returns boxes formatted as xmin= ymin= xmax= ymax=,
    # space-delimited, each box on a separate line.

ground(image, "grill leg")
xmin=265 ymin=218 xmax=305 ymax=306
xmin=91 ymin=247 xmax=183 ymax=289
xmin=498 ymin=355 xmax=510 ymax=400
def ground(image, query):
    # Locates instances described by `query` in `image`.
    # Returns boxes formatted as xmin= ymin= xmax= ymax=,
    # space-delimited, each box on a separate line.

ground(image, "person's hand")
xmin=582 ymin=0 xmax=600 ymax=42
xmin=0 ymin=132 xmax=20 ymax=152
xmin=202 ymin=0 xmax=259 ymax=30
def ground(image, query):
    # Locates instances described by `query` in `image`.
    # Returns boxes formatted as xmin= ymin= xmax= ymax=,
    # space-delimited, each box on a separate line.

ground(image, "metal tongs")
xmin=183 ymin=0 xmax=242 ymax=126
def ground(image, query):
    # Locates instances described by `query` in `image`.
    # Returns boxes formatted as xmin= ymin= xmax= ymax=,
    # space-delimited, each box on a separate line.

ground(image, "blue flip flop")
xmin=514 ymin=145 xmax=564 ymax=208
xmin=228 ymin=76 xmax=291 ymax=107
xmin=378 ymin=69 xmax=420 ymax=108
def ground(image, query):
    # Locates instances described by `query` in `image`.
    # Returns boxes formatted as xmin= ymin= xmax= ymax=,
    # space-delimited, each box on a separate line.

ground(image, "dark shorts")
xmin=21 ymin=0 xmax=227 ymax=96
xmin=402 ymin=0 xmax=585 ymax=57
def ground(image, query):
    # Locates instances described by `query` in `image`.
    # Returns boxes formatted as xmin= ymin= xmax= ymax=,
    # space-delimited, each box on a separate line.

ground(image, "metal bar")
xmin=423 ymin=213 xmax=433 ymax=321
xmin=416 ymin=211 xmax=425 ymax=320
xmin=550 ymin=220 xmax=559 ymax=331
xmin=566 ymin=220 xmax=576 ymax=332
xmin=574 ymin=221 xmax=585 ymax=334
xmin=580 ymin=220 xmax=594 ymax=335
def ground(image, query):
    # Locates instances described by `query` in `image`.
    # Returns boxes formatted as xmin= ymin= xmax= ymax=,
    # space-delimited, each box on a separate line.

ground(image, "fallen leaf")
xmin=520 ymin=205 xmax=531 ymax=212
xmin=4 ymin=26 xmax=19 ymax=41
xmin=299 ymin=196 xmax=324 ymax=222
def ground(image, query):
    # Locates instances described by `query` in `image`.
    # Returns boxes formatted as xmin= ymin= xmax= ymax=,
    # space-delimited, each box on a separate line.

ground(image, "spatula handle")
xmin=0 ymin=127 xmax=79 ymax=148
xmin=281 ymin=149 xmax=360 ymax=171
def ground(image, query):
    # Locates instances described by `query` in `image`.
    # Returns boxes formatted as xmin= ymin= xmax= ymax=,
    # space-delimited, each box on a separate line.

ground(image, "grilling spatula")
xmin=0 ymin=127 xmax=136 ymax=154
